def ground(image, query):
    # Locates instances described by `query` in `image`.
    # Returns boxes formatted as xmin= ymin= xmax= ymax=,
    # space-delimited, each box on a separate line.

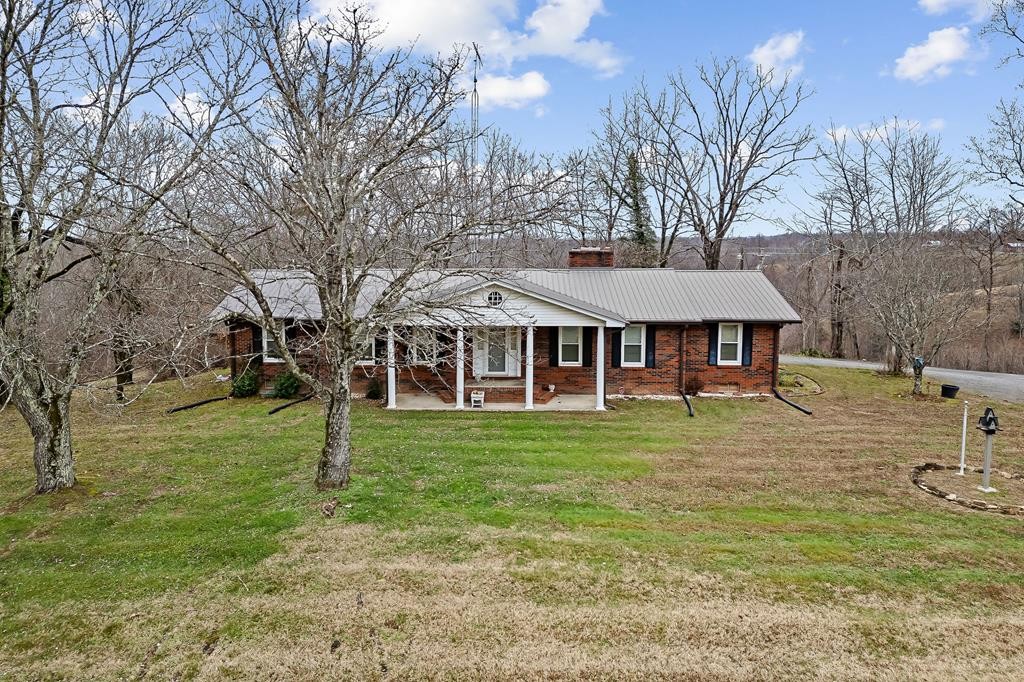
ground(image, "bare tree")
xmin=0 ymin=0 xmax=235 ymax=493
xmin=184 ymin=3 xmax=564 ymax=490
xmin=985 ymin=0 xmax=1024 ymax=66
xmin=597 ymin=59 xmax=815 ymax=269
xmin=970 ymin=101 xmax=1024 ymax=208
xmin=827 ymin=122 xmax=972 ymax=394
xmin=955 ymin=204 xmax=1020 ymax=369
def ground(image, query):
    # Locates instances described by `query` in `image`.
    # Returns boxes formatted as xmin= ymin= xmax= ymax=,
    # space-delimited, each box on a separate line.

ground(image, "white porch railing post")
xmin=524 ymin=325 xmax=534 ymax=410
xmin=386 ymin=327 xmax=397 ymax=409
xmin=456 ymin=327 xmax=465 ymax=409
xmin=595 ymin=326 xmax=606 ymax=411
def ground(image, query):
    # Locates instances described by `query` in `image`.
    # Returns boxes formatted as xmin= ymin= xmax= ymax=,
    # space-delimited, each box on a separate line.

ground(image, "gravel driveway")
xmin=781 ymin=355 xmax=1024 ymax=403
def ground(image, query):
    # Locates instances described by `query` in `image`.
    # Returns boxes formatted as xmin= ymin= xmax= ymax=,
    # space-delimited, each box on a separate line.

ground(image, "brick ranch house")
xmin=211 ymin=248 xmax=801 ymax=410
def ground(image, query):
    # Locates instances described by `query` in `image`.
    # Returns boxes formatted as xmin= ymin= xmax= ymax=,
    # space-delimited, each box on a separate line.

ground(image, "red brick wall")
xmin=567 ymin=247 xmax=614 ymax=268
xmin=680 ymin=324 xmax=778 ymax=394
xmin=227 ymin=321 xmax=780 ymax=398
xmin=531 ymin=324 xmax=778 ymax=396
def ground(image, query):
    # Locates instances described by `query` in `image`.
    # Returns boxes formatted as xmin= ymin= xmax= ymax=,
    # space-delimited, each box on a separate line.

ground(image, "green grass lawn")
xmin=1 ymin=367 xmax=1023 ymax=679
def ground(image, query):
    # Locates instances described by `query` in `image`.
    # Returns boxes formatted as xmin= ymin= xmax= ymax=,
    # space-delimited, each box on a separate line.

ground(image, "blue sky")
xmin=330 ymin=0 xmax=1019 ymax=234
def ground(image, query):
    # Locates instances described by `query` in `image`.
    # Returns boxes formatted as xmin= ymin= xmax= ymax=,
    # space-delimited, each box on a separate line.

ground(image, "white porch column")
xmin=524 ymin=325 xmax=534 ymax=410
xmin=455 ymin=327 xmax=465 ymax=409
xmin=386 ymin=327 xmax=397 ymax=409
xmin=595 ymin=326 xmax=606 ymax=411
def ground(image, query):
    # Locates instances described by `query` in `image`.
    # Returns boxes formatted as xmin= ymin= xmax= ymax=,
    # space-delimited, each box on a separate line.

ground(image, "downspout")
xmin=772 ymin=324 xmax=780 ymax=388
xmin=228 ymin=318 xmax=237 ymax=379
xmin=678 ymin=324 xmax=694 ymax=417
xmin=771 ymin=323 xmax=812 ymax=415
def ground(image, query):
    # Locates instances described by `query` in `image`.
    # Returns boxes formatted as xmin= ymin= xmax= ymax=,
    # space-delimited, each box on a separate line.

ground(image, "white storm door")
xmin=481 ymin=328 xmax=520 ymax=377
xmin=486 ymin=328 xmax=508 ymax=375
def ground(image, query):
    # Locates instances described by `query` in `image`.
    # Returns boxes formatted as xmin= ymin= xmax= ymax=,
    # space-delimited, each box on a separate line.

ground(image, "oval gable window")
xmin=486 ymin=290 xmax=503 ymax=307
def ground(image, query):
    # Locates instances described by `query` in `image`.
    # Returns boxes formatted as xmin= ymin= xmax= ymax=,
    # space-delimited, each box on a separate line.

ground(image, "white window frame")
xmin=717 ymin=322 xmax=742 ymax=366
xmin=558 ymin=326 xmax=582 ymax=366
xmin=621 ymin=324 xmax=646 ymax=367
xmin=356 ymin=336 xmax=379 ymax=365
xmin=407 ymin=328 xmax=439 ymax=366
xmin=262 ymin=326 xmax=285 ymax=363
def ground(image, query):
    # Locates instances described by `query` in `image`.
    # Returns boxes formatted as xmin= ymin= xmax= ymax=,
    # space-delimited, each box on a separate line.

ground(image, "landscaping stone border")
xmin=911 ymin=462 xmax=1024 ymax=516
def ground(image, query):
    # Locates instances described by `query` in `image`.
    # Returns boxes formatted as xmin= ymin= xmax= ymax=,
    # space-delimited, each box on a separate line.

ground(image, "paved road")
xmin=781 ymin=355 xmax=1024 ymax=403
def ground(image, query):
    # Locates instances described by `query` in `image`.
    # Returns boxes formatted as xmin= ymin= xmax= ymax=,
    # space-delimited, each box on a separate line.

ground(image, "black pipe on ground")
xmin=268 ymin=393 xmax=315 ymax=415
xmin=772 ymin=387 xmax=812 ymax=415
xmin=166 ymin=396 xmax=229 ymax=414
xmin=679 ymin=391 xmax=695 ymax=417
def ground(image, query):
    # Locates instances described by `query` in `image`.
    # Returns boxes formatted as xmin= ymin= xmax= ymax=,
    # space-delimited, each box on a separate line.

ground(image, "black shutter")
xmin=741 ymin=324 xmax=753 ymax=366
xmin=611 ymin=330 xmax=622 ymax=368
xmin=707 ymin=324 xmax=718 ymax=365
xmin=251 ymin=324 xmax=263 ymax=359
xmin=548 ymin=327 xmax=559 ymax=367
xmin=285 ymin=321 xmax=298 ymax=355
xmin=582 ymin=328 xmax=593 ymax=367
xmin=645 ymin=325 xmax=657 ymax=368
xmin=373 ymin=337 xmax=387 ymax=364
xmin=436 ymin=331 xmax=453 ymax=363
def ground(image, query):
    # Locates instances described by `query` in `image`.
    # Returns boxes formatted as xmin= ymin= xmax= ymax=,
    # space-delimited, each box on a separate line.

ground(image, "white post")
xmin=386 ymin=327 xmax=397 ymax=409
xmin=595 ymin=326 xmax=606 ymax=411
xmin=979 ymin=432 xmax=997 ymax=493
xmin=957 ymin=400 xmax=968 ymax=475
xmin=456 ymin=327 xmax=465 ymax=409
xmin=524 ymin=325 xmax=534 ymax=410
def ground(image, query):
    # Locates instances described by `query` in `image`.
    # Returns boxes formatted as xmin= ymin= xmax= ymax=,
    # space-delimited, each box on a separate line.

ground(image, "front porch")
xmin=394 ymin=392 xmax=599 ymax=411
xmin=384 ymin=323 xmax=611 ymax=412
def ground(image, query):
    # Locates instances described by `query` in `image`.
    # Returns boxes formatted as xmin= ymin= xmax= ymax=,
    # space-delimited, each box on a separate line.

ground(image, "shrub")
xmin=271 ymin=371 xmax=301 ymax=399
xmin=684 ymin=375 xmax=704 ymax=396
xmin=364 ymin=377 xmax=383 ymax=401
xmin=230 ymin=369 xmax=260 ymax=398
xmin=797 ymin=347 xmax=830 ymax=358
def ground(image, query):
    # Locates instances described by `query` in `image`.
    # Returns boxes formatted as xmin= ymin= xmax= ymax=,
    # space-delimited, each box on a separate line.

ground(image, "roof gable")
xmin=209 ymin=268 xmax=801 ymax=325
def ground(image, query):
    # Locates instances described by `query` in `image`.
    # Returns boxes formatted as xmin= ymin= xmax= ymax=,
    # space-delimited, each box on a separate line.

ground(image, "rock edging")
xmin=911 ymin=462 xmax=1024 ymax=516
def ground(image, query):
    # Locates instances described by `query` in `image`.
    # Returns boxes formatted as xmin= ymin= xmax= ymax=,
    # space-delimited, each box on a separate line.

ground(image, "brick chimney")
xmin=567 ymin=246 xmax=614 ymax=268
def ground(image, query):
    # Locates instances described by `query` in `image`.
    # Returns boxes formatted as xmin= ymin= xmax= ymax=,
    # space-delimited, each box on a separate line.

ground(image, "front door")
xmin=479 ymin=328 xmax=519 ymax=377
xmin=486 ymin=329 xmax=508 ymax=375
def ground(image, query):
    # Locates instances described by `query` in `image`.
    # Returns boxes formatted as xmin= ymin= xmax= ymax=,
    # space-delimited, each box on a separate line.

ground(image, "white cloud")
xmin=748 ymin=30 xmax=806 ymax=77
xmin=893 ymin=26 xmax=973 ymax=82
xmin=512 ymin=0 xmax=623 ymax=78
xmin=313 ymin=0 xmax=623 ymax=109
xmin=826 ymin=117 xmax=944 ymax=143
xmin=476 ymin=71 xmax=550 ymax=109
xmin=918 ymin=0 xmax=992 ymax=23
xmin=169 ymin=92 xmax=210 ymax=123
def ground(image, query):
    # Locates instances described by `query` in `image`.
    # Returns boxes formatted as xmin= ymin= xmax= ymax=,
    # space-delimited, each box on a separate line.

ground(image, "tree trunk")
xmin=316 ymin=376 xmax=352 ymax=490
xmin=113 ymin=337 xmax=134 ymax=403
xmin=10 ymin=384 xmax=75 ymax=493
xmin=912 ymin=364 xmax=924 ymax=396
xmin=828 ymin=242 xmax=846 ymax=358
xmin=703 ymin=238 xmax=722 ymax=270
xmin=888 ymin=346 xmax=904 ymax=375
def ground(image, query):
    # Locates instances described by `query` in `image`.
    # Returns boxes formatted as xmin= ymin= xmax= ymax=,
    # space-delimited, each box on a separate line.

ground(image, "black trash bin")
xmin=940 ymin=384 xmax=960 ymax=399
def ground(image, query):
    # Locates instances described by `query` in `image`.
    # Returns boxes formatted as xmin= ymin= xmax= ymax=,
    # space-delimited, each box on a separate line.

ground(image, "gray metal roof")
xmin=515 ymin=269 xmax=801 ymax=323
xmin=210 ymin=268 xmax=800 ymax=325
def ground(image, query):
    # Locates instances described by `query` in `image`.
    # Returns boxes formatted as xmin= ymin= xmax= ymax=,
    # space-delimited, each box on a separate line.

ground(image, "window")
xmin=356 ymin=336 xmax=379 ymax=365
xmin=263 ymin=326 xmax=284 ymax=363
xmin=559 ymin=326 xmax=581 ymax=366
xmin=717 ymin=323 xmax=742 ymax=366
xmin=621 ymin=325 xmax=645 ymax=367
xmin=486 ymin=290 xmax=503 ymax=307
xmin=407 ymin=328 xmax=438 ymax=365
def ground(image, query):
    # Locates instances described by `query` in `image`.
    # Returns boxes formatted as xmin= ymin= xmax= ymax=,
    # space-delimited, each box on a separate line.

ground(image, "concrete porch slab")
xmin=393 ymin=393 xmax=599 ymax=411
